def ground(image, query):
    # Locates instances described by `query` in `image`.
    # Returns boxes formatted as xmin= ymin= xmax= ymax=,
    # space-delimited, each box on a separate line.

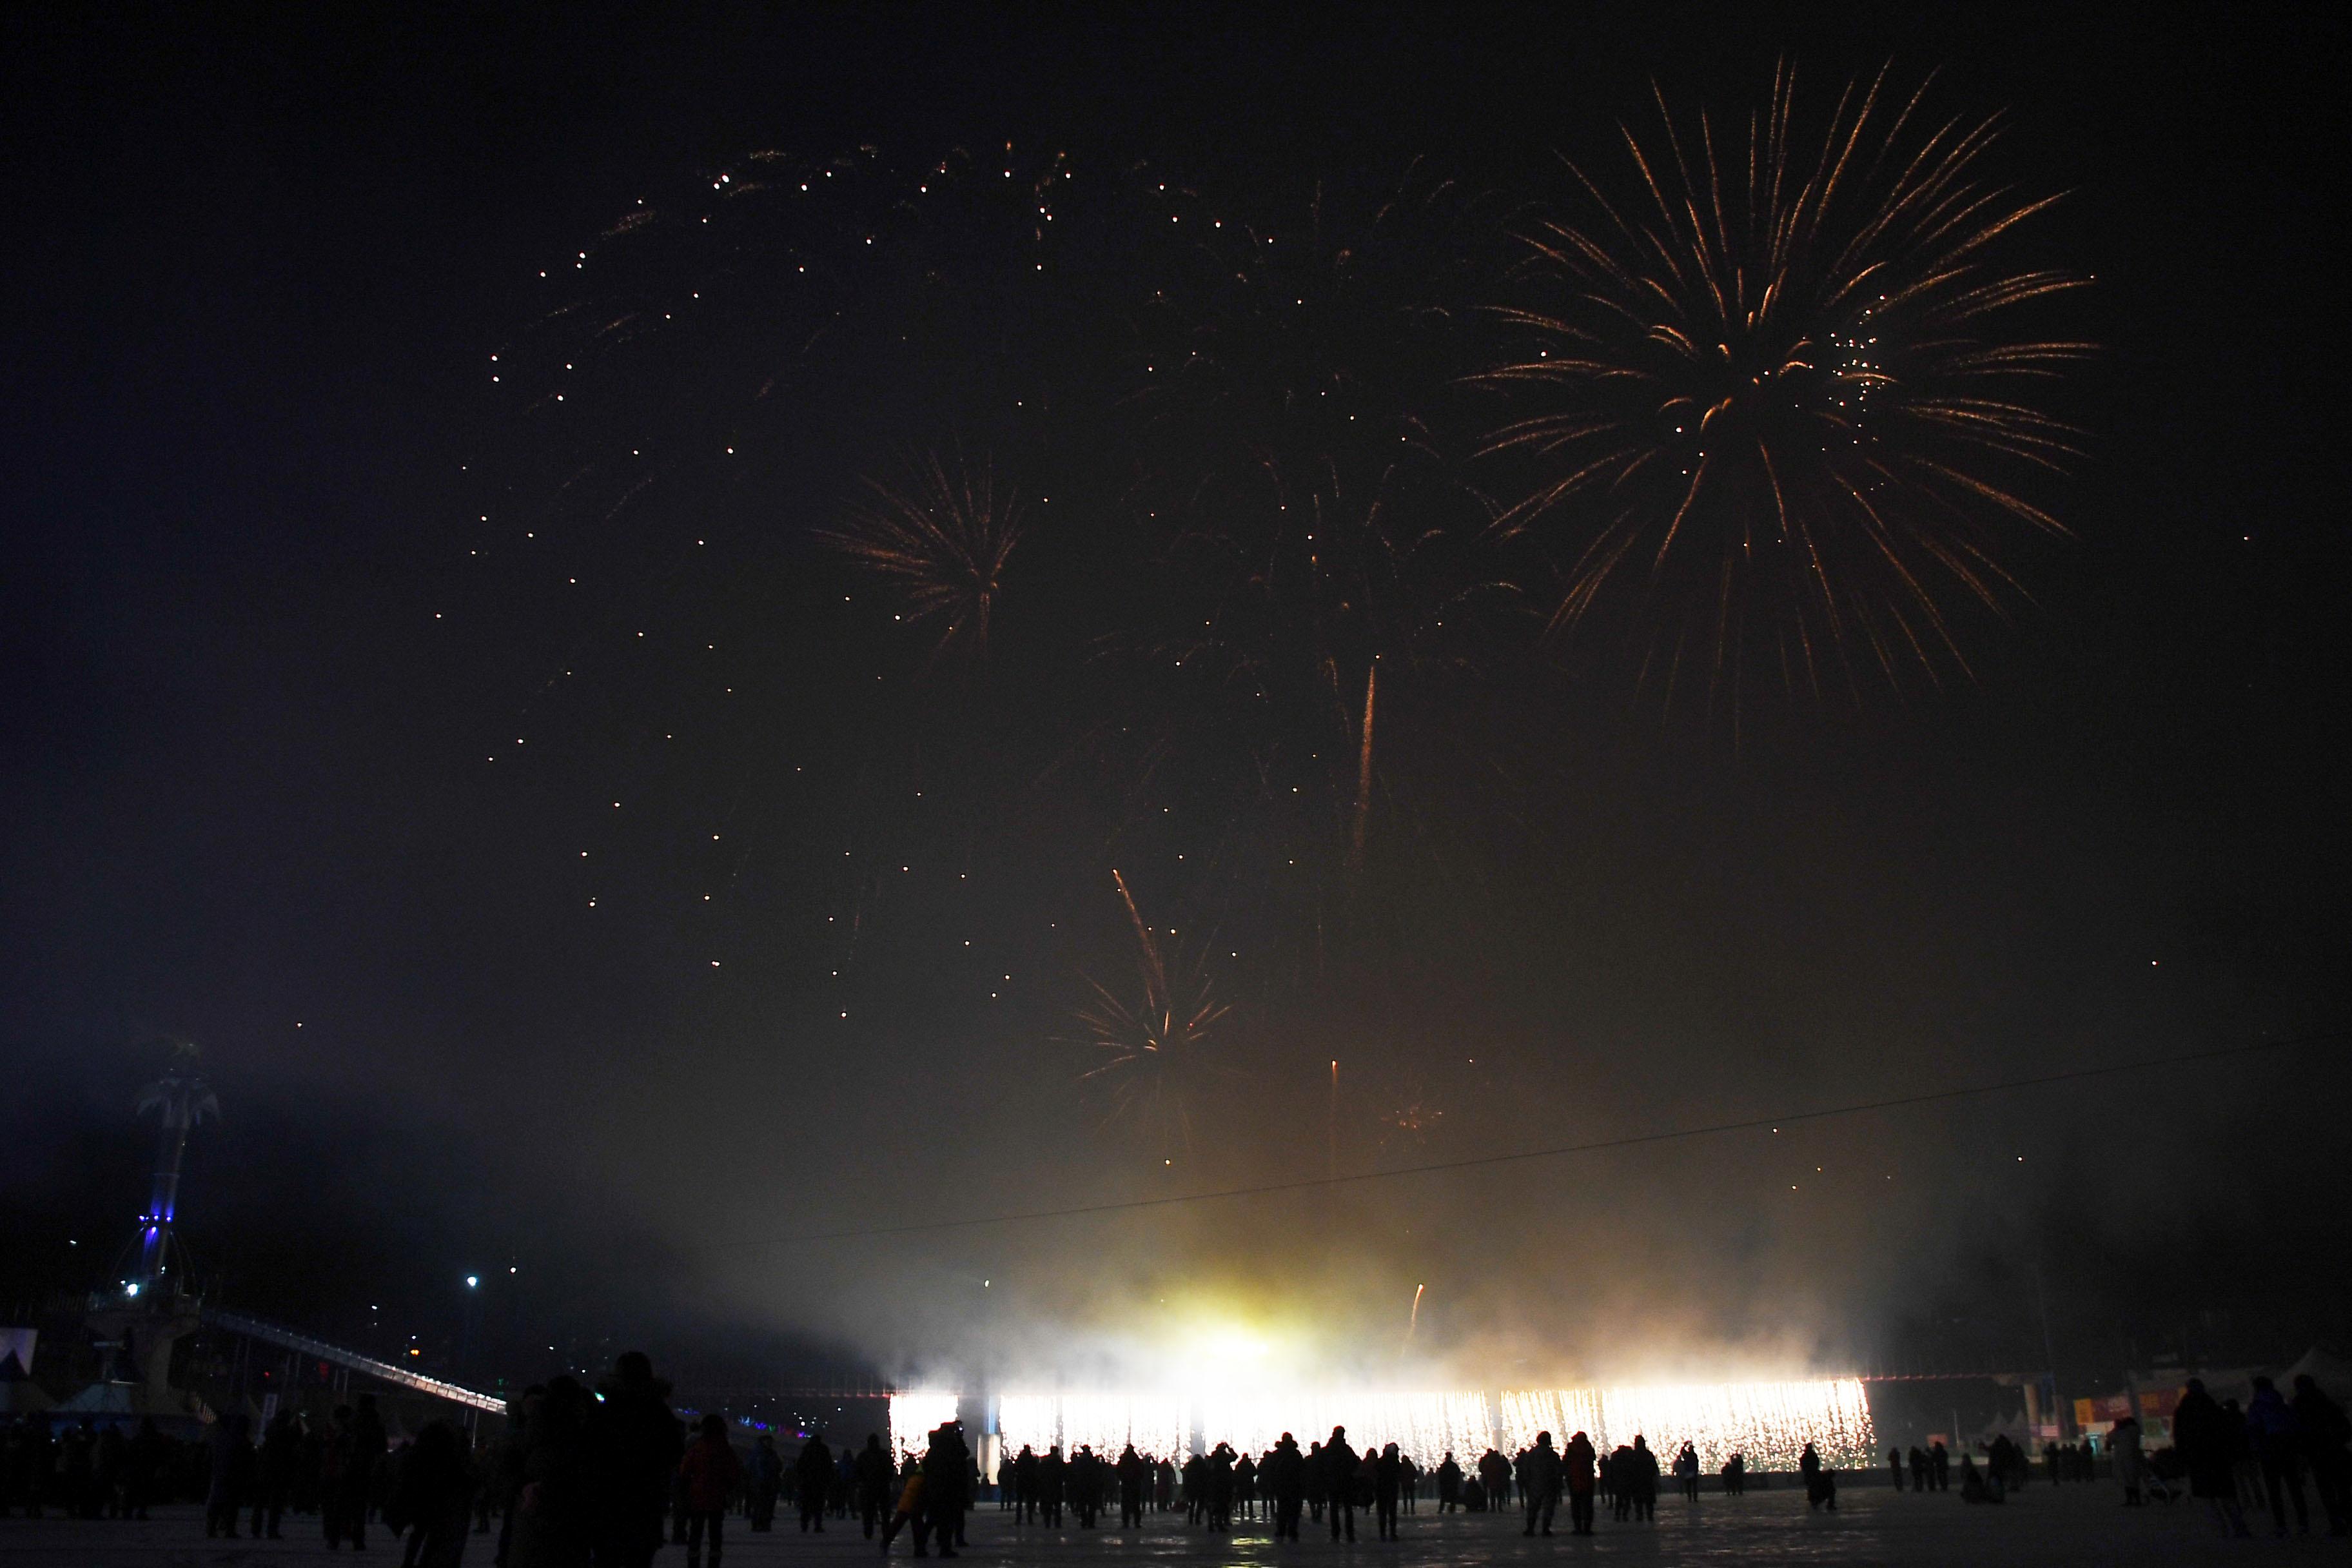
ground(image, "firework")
xmin=1092 ymin=167 xmax=1517 ymax=986
xmin=1480 ymin=64 xmax=2091 ymax=700
xmin=888 ymin=1389 xmax=961 ymax=1458
xmin=1130 ymin=167 xmax=1505 ymax=707
xmin=1194 ymin=1389 xmax=1497 ymax=1467
xmin=936 ymin=1378 xmax=1876 ymax=1469
xmin=1377 ymin=1086 xmax=1446 ymax=1152
xmin=1006 ymin=1391 xmax=1193 ymax=1459
xmin=994 ymin=1392 xmax=1061 ymax=1456
xmin=1068 ymin=870 xmax=1232 ymax=1156
xmin=1497 ymin=1378 xmax=1877 ymax=1470
xmin=820 ymin=451 xmax=1024 ymax=662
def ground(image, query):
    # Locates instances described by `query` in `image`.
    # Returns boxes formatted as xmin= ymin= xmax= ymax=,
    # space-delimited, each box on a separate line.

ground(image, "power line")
xmin=716 ymin=1028 xmax=2339 ymax=1251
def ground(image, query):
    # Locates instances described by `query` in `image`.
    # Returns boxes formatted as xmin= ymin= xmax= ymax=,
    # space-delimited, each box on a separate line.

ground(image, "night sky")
xmin=3 ymin=4 xmax=2347 ymax=1397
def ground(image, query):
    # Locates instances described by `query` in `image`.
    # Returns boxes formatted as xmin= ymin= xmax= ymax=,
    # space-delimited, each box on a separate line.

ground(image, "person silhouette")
xmin=1322 ymin=1427 xmax=1358 ymax=1541
xmin=798 ymin=1431 xmax=833 ymax=1533
xmin=1266 ymin=1433 xmax=1306 ymax=1540
xmin=1373 ymin=1442 xmax=1404 ymax=1540
xmin=1520 ymin=1431 xmax=1562 ymax=1536
xmin=1564 ymin=1431 xmax=1597 ymax=1534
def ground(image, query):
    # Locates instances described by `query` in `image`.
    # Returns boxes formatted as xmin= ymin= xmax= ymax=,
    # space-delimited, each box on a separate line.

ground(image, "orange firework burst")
xmin=821 ymin=450 xmax=1023 ymax=662
xmin=1070 ymin=870 xmax=1233 ymax=1156
xmin=1480 ymin=64 xmax=2092 ymax=700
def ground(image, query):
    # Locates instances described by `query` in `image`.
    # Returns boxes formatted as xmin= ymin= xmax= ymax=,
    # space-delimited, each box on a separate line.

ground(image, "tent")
xmin=2278 ymin=1346 xmax=2352 ymax=1396
xmin=0 ymin=1381 xmax=53 ymax=1414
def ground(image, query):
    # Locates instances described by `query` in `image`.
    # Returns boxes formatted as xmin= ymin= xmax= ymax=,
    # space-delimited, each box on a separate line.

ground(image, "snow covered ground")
xmin=0 ymin=1485 xmax=2338 ymax=1566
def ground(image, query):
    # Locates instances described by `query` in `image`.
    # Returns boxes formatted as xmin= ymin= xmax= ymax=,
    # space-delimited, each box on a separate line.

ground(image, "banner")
xmin=2073 ymin=1393 xmax=2133 ymax=1429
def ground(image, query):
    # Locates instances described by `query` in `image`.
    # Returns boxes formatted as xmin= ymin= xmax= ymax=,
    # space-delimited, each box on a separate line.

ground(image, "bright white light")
xmin=957 ymin=1377 xmax=1874 ymax=1468
xmin=1196 ymin=1390 xmax=1493 ymax=1466
xmin=1497 ymin=1379 xmax=1876 ymax=1470
xmin=465 ymin=1275 xmax=479 ymax=1289
xmin=888 ymin=1391 xmax=961 ymax=1458
xmin=1066 ymin=1392 xmax=1190 ymax=1458
xmin=995 ymin=1393 xmax=1058 ymax=1457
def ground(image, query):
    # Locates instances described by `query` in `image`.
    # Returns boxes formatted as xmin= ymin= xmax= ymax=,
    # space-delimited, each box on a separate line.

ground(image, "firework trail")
xmin=1479 ymin=64 xmax=2092 ymax=704
xmin=1069 ymin=869 xmax=1233 ymax=1157
xmin=821 ymin=450 xmax=1024 ymax=664
xmin=1350 ymin=660 xmax=1375 ymax=867
xmin=1093 ymin=166 xmax=1519 ymax=978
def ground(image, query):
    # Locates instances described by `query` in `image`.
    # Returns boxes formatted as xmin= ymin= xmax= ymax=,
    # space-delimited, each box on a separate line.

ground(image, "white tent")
xmin=2278 ymin=1346 xmax=2352 ymax=1397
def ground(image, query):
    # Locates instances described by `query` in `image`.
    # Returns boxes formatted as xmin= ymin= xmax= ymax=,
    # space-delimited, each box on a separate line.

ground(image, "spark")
xmin=819 ymin=450 xmax=1024 ymax=664
xmin=1066 ymin=870 xmax=1231 ymax=1158
xmin=1478 ymin=64 xmax=2091 ymax=699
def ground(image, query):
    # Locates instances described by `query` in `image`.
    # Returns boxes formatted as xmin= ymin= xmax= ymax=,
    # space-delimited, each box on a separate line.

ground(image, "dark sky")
xmin=3 ymin=3 xmax=2347 ymax=1396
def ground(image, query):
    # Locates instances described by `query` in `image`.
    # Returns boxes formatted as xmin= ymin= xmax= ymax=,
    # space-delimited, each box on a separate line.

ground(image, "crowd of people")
xmin=11 ymin=1356 xmax=2352 ymax=1556
xmin=1 ymin=1413 xmax=201 ymax=1518
xmin=3 ymin=1395 xmax=1788 ymax=1560
xmin=1 ymin=1391 xmax=456 ymax=1553
xmin=977 ymin=1427 xmax=1784 ymax=1540
xmin=1892 ymin=1374 xmax=2352 ymax=1538
xmin=2153 ymin=1374 xmax=2352 ymax=1538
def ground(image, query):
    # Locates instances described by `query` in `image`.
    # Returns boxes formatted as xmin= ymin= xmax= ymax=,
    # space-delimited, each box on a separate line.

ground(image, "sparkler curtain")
xmin=905 ymin=1378 xmax=1872 ymax=1467
xmin=887 ymin=1389 xmax=961 ymax=1458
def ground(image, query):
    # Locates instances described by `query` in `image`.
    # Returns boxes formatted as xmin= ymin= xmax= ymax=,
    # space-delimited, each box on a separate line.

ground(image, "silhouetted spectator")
xmin=2175 ymin=1378 xmax=2252 ymax=1538
xmin=204 ymin=1412 xmax=254 ymax=1538
xmin=746 ymin=1434 xmax=781 ymax=1531
xmin=59 ymin=1420 xmax=94 ymax=1519
xmin=1519 ymin=1431 xmax=1561 ymax=1537
xmin=918 ymin=1420 xmax=969 ymax=1558
xmin=2110 ymin=1415 xmax=2147 ymax=1505
xmin=1373 ymin=1442 xmax=1403 ymax=1540
xmin=393 ymin=1419 xmax=476 ymax=1568
xmin=1117 ymin=1442 xmax=1149 ymax=1529
xmin=877 ymin=1450 xmax=923 ymax=1555
xmin=93 ymin=1423 xmax=124 ymax=1517
xmin=795 ymin=1432 xmax=831 ymax=1533
xmin=1628 ymin=1435 xmax=1660 ymax=1521
xmin=1564 ymin=1431 xmax=1596 ymax=1534
xmin=678 ymin=1413 xmax=741 ymax=1568
xmin=1322 ymin=1427 xmax=1358 ymax=1541
xmin=593 ymin=1351 xmax=684 ymax=1568
xmin=2291 ymin=1376 xmax=2350 ymax=1535
xmin=1798 ymin=1441 xmax=1834 ymax=1512
xmin=322 ymin=1406 xmax=362 ymax=1548
xmin=2246 ymin=1377 xmax=2309 ymax=1535
xmin=857 ymin=1433 xmax=894 ymax=1537
xmin=1265 ymin=1433 xmax=1304 ymax=1540
xmin=1478 ymin=1446 xmax=1510 ymax=1512
xmin=250 ymin=1409 xmax=299 ymax=1538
